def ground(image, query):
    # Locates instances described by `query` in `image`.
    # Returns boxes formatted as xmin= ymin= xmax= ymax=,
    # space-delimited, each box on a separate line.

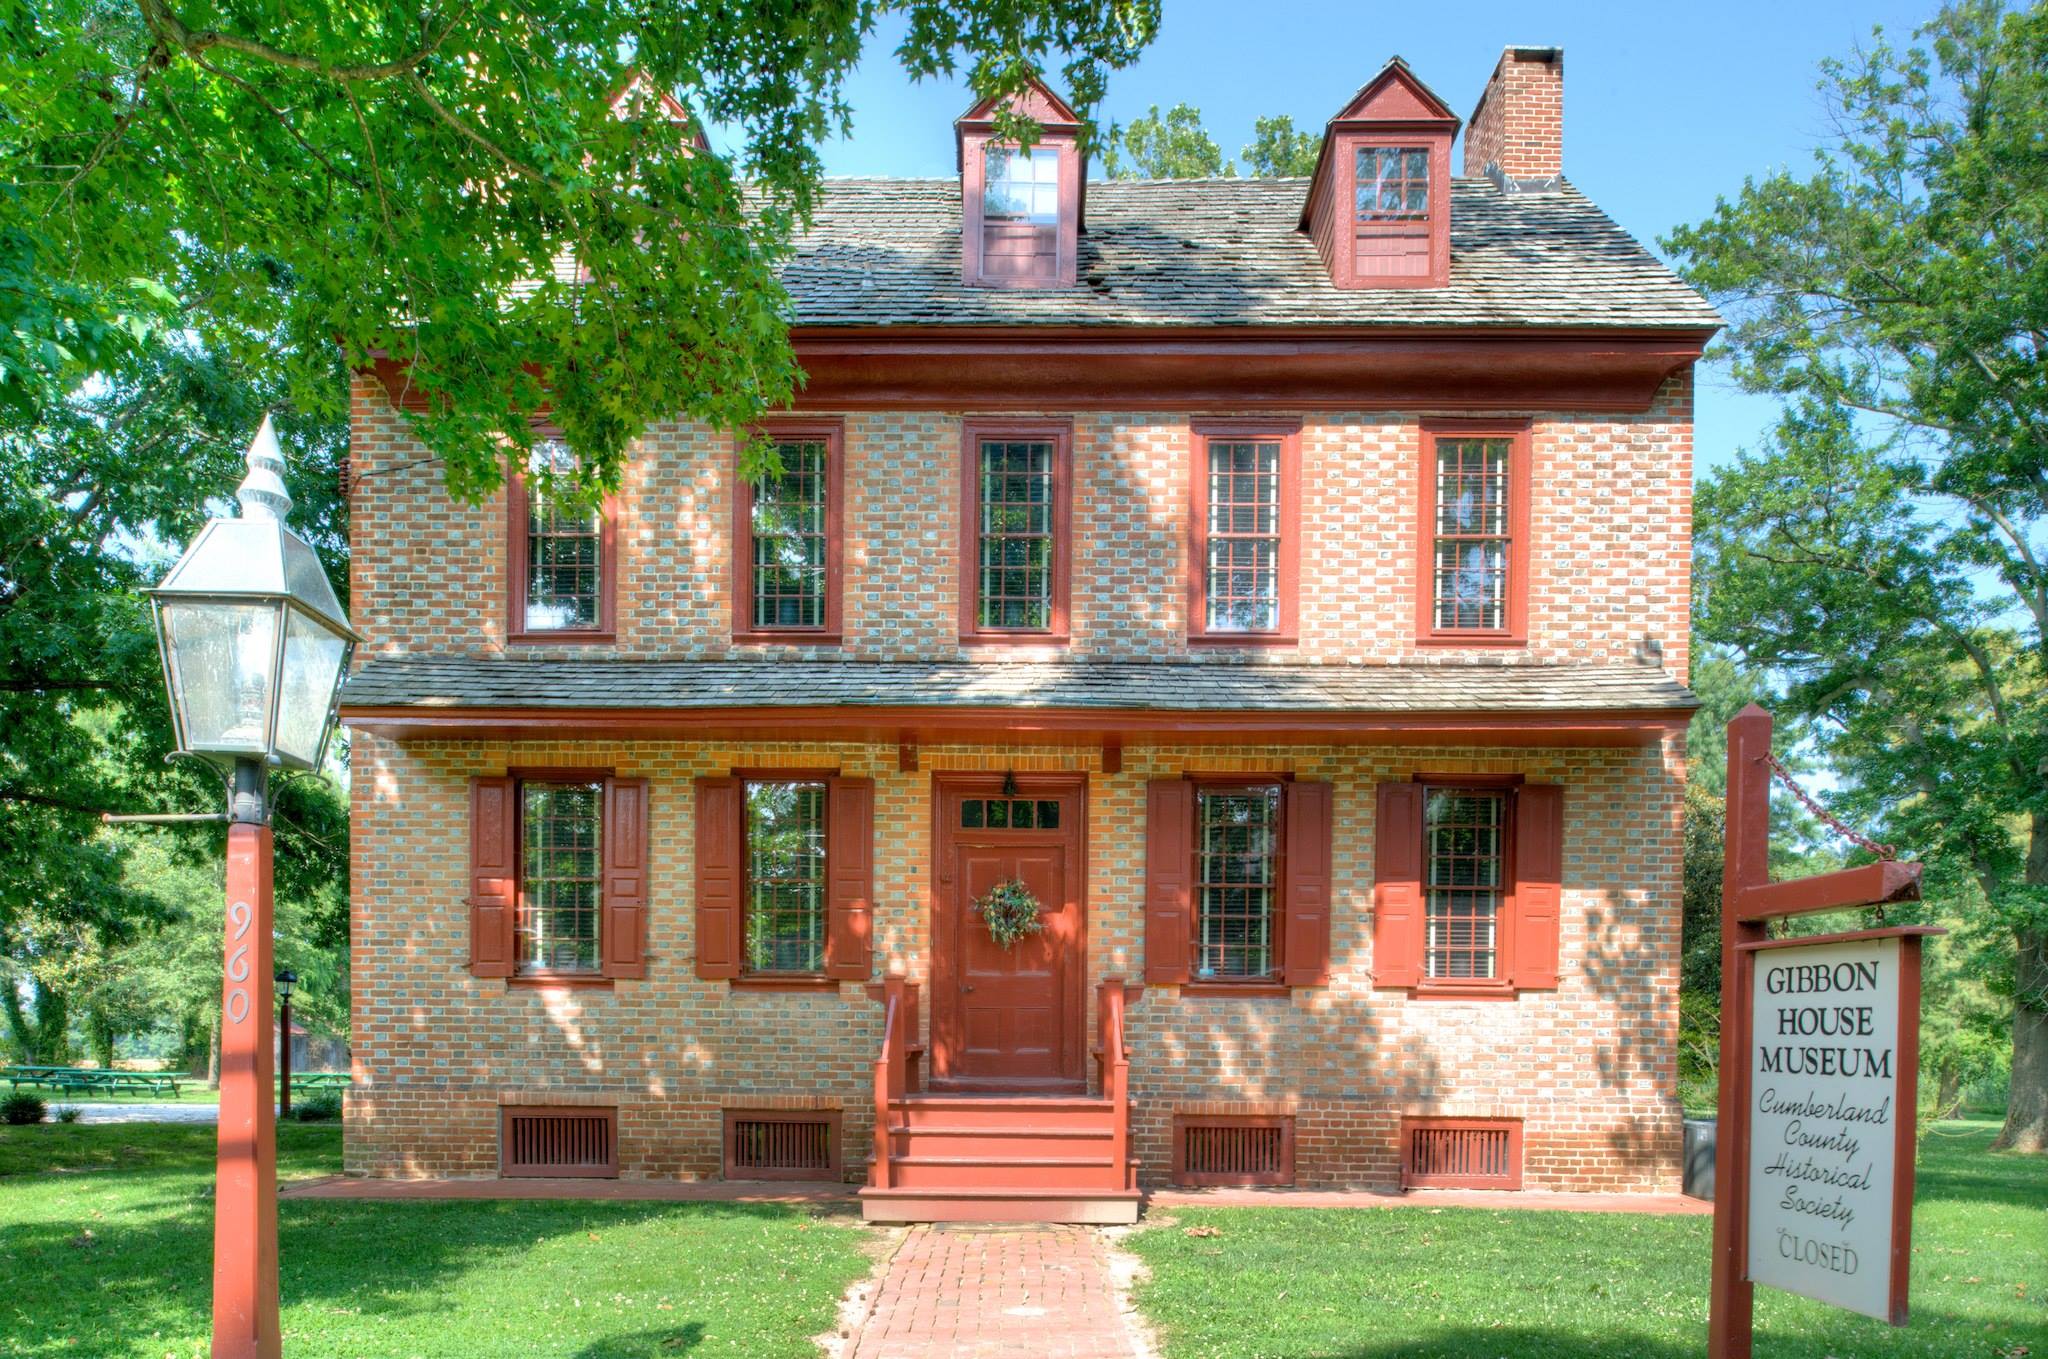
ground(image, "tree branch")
xmin=134 ymin=0 xmax=472 ymax=83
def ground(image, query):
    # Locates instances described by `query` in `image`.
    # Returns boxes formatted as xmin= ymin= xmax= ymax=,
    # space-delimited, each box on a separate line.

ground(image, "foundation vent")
xmin=1172 ymin=1115 xmax=1295 ymax=1187
xmin=1401 ymin=1117 xmax=1522 ymax=1190
xmin=723 ymin=1110 xmax=842 ymax=1181
xmin=501 ymin=1105 xmax=618 ymax=1178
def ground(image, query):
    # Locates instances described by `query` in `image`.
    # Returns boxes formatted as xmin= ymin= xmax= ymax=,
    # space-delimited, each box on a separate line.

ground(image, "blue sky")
xmin=789 ymin=0 xmax=1943 ymax=481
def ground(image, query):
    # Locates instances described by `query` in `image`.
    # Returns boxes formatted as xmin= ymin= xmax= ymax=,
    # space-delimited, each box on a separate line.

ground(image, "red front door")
xmin=933 ymin=778 xmax=1085 ymax=1089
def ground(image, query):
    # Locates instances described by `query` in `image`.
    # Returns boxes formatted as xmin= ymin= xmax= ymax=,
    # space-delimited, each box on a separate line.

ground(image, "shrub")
xmin=55 ymin=1107 xmax=82 ymax=1124
xmin=289 ymin=1091 xmax=343 ymax=1123
xmin=2 ymin=1092 xmax=48 ymax=1125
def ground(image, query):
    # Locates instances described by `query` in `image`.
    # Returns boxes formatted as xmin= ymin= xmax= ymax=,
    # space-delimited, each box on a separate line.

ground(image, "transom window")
xmin=517 ymin=780 xmax=603 ymax=974
xmin=984 ymin=146 xmax=1060 ymax=223
xmin=1355 ymin=146 xmax=1430 ymax=221
xmin=1204 ymin=440 xmax=1282 ymax=632
xmin=1424 ymin=788 xmax=1506 ymax=981
xmin=960 ymin=797 xmax=1061 ymax=830
xmin=521 ymin=440 xmax=603 ymax=633
xmin=1195 ymin=785 xmax=1282 ymax=980
xmin=1431 ymin=437 xmax=1512 ymax=631
xmin=974 ymin=438 xmax=1057 ymax=631
xmin=743 ymin=780 xmax=827 ymax=974
xmin=749 ymin=440 xmax=829 ymax=630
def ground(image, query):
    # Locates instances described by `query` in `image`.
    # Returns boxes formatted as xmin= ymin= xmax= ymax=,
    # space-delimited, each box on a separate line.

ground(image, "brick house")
xmin=337 ymin=47 xmax=1718 ymax=1223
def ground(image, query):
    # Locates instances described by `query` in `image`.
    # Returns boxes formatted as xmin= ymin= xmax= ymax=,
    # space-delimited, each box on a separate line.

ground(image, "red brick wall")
xmin=346 ymin=734 xmax=1685 ymax=1191
xmin=346 ymin=372 xmax=1693 ymax=675
xmin=1463 ymin=48 xmax=1565 ymax=181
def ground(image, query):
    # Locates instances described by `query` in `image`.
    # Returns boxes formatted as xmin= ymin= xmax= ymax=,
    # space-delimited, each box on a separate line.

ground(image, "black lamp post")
xmin=274 ymin=969 xmax=298 ymax=1117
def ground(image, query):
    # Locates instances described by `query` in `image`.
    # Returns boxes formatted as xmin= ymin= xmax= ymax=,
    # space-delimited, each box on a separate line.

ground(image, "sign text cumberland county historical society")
xmin=1746 ymin=936 xmax=1906 ymax=1319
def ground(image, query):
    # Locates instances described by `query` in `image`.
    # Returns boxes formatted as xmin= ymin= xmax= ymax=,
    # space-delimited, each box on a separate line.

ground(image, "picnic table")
xmin=3 ymin=1065 xmax=184 ymax=1097
xmin=288 ymin=1072 xmax=351 ymax=1091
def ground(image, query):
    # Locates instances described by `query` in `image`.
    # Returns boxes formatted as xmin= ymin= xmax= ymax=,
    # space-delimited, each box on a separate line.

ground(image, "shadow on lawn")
xmin=572 ymin=1322 xmax=707 ymax=1357
xmin=1325 ymin=1328 xmax=1698 ymax=1358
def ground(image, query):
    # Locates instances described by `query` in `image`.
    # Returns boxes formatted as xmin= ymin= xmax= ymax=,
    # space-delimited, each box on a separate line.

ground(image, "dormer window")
xmin=1301 ymin=58 xmax=1458 ymax=290
xmin=956 ymin=79 xmax=1084 ymax=289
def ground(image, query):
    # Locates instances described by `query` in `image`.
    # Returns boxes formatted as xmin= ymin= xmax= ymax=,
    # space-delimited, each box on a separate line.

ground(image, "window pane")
xmin=1425 ymin=790 xmax=1505 ymax=980
xmin=523 ymin=441 xmax=603 ymax=632
xmin=976 ymin=439 xmax=1057 ymax=630
xmin=985 ymin=147 xmax=1060 ymax=222
xmin=744 ymin=781 xmax=827 ymax=973
xmin=1195 ymin=786 xmax=1281 ymax=979
xmin=750 ymin=439 xmax=830 ymax=629
xmin=1204 ymin=440 xmax=1282 ymax=632
xmin=1431 ymin=438 xmax=1512 ymax=631
xmin=1354 ymin=145 xmax=1430 ymax=222
xmin=517 ymin=781 xmax=603 ymax=973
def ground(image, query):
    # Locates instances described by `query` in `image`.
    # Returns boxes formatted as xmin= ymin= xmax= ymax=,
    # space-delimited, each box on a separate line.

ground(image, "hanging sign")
xmin=1743 ymin=932 xmax=1925 ymax=1324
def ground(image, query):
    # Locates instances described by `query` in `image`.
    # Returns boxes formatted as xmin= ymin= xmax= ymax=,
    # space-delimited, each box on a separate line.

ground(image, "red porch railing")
xmin=865 ymin=975 xmax=922 ymax=1188
xmin=1096 ymin=977 xmax=1134 ymax=1191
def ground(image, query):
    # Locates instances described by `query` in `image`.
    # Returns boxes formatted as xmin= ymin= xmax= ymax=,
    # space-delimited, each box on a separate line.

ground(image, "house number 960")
xmin=225 ymin=899 xmax=253 ymax=1026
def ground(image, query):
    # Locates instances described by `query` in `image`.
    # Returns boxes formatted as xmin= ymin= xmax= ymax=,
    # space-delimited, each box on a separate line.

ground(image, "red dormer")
xmin=1300 ymin=58 xmax=1459 ymax=289
xmin=956 ymin=79 xmax=1084 ymax=289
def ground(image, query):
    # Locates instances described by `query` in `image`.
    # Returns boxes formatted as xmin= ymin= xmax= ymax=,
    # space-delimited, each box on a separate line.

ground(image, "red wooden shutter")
xmin=468 ymin=777 xmax=517 ymax=979
xmin=1372 ymin=783 xmax=1425 ymax=989
xmin=1511 ymin=784 xmax=1564 ymax=990
xmin=602 ymin=778 xmax=650 ymax=979
xmin=825 ymin=777 xmax=874 ymax=981
xmin=694 ymin=777 xmax=742 ymax=979
xmin=1282 ymin=780 xmax=1333 ymax=987
xmin=1144 ymin=780 xmax=1194 ymax=984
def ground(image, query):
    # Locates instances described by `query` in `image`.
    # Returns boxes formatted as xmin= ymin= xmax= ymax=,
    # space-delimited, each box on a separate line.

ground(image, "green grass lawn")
xmin=0 ymin=1123 xmax=873 ymax=1358
xmin=1129 ymin=1119 xmax=2047 ymax=1359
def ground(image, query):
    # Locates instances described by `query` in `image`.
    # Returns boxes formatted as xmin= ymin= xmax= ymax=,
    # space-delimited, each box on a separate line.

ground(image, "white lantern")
xmin=150 ymin=417 xmax=360 ymax=773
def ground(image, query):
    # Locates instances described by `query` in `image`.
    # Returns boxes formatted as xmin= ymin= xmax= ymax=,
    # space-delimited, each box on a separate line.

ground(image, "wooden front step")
xmin=860 ymin=1092 xmax=1137 ymax=1222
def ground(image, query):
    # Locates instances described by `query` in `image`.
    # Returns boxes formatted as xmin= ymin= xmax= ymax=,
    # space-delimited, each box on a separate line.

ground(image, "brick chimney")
xmin=1463 ymin=46 xmax=1563 ymax=184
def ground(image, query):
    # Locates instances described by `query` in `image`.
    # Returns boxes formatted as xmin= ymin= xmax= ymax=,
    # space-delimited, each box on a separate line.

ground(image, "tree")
xmin=3 ymin=1 xmax=1161 ymax=504
xmin=1241 ymin=113 xmax=1320 ymax=177
xmin=1665 ymin=0 xmax=2048 ymax=1151
xmin=1104 ymin=102 xmax=1229 ymax=177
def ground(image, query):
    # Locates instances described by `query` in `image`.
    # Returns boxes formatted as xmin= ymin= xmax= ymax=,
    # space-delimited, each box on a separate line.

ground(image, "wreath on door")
xmin=971 ymin=878 xmax=1044 ymax=949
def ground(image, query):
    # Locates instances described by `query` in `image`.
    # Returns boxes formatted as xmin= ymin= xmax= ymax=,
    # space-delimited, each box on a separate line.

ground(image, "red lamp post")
xmin=147 ymin=417 xmax=357 ymax=1359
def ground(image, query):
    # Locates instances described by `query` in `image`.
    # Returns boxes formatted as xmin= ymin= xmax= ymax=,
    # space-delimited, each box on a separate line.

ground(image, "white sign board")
xmin=1746 ymin=935 xmax=1910 ymax=1321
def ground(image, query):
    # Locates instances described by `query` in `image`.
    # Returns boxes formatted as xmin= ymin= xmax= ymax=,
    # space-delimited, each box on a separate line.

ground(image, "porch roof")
xmin=339 ymin=657 xmax=1695 ymax=747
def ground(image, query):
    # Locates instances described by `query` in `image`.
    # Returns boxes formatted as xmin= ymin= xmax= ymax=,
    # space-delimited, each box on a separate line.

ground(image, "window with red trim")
xmin=1417 ymin=423 xmax=1530 ymax=645
xmin=1193 ymin=783 xmax=1284 ymax=982
xmin=516 ymin=777 xmax=604 ymax=976
xmin=743 ymin=779 xmax=828 ymax=974
xmin=734 ymin=423 xmax=843 ymax=642
xmin=1422 ymin=786 xmax=1507 ymax=982
xmin=1189 ymin=425 xmax=1299 ymax=643
xmin=960 ymin=422 xmax=1071 ymax=642
xmin=508 ymin=440 xmax=616 ymax=642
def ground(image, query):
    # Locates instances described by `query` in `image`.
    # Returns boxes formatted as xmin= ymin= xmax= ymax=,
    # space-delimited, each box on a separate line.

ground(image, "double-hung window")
xmin=742 ymin=780 xmax=828 ymax=974
xmin=1193 ymin=783 xmax=1285 ymax=982
xmin=960 ymin=421 xmax=1071 ymax=642
xmin=1421 ymin=786 xmax=1508 ymax=982
xmin=508 ymin=438 xmax=616 ymax=642
xmin=1418 ymin=422 xmax=1530 ymax=644
xmin=517 ymin=779 xmax=605 ymax=975
xmin=734 ymin=422 xmax=843 ymax=643
xmin=1189 ymin=424 xmax=1299 ymax=644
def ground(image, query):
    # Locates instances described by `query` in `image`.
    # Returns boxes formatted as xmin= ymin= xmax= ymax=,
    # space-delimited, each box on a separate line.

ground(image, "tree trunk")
xmin=1935 ymin=1062 xmax=1963 ymax=1120
xmin=1994 ymin=811 xmax=2048 ymax=1153
xmin=206 ymin=1012 xmax=220 ymax=1090
xmin=85 ymin=1007 xmax=115 ymax=1070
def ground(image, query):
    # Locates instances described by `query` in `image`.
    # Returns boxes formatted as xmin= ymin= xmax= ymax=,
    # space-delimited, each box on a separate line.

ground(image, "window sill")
xmin=731 ymin=631 xmax=843 ymax=647
xmin=1414 ymin=633 xmax=1526 ymax=649
xmin=731 ymin=975 xmax=843 ymax=992
xmin=509 ymin=972 xmax=615 ymax=989
xmin=959 ymin=631 xmax=1071 ymax=647
xmin=1409 ymin=985 xmax=1520 ymax=1002
xmin=1187 ymin=633 xmax=1298 ymax=649
xmin=1183 ymin=981 xmax=1292 ymax=998
xmin=507 ymin=630 xmax=616 ymax=647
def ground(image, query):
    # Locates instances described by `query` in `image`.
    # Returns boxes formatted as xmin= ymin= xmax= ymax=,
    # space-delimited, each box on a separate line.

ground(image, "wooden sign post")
xmin=1708 ymin=705 xmax=1939 ymax=1357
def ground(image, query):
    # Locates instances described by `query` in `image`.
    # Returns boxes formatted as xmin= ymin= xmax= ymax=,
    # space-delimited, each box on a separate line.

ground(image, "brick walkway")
xmin=846 ymin=1225 xmax=1143 ymax=1359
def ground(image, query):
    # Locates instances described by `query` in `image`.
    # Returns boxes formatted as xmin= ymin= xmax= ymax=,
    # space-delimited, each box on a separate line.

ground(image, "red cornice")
xmin=340 ymin=702 xmax=1690 ymax=749
xmin=364 ymin=327 xmax=1708 ymax=418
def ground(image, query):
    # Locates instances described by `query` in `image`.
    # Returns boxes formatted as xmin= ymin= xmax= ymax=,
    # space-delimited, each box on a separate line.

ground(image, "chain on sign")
xmin=1764 ymin=752 xmax=1896 ymax=861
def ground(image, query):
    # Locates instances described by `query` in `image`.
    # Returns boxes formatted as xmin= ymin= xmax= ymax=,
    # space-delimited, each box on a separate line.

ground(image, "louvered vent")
xmin=501 ymin=1106 xmax=618 ymax=1178
xmin=723 ymin=1110 xmax=841 ymax=1181
xmin=1172 ymin=1115 xmax=1295 ymax=1187
xmin=1401 ymin=1118 xmax=1522 ymax=1190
